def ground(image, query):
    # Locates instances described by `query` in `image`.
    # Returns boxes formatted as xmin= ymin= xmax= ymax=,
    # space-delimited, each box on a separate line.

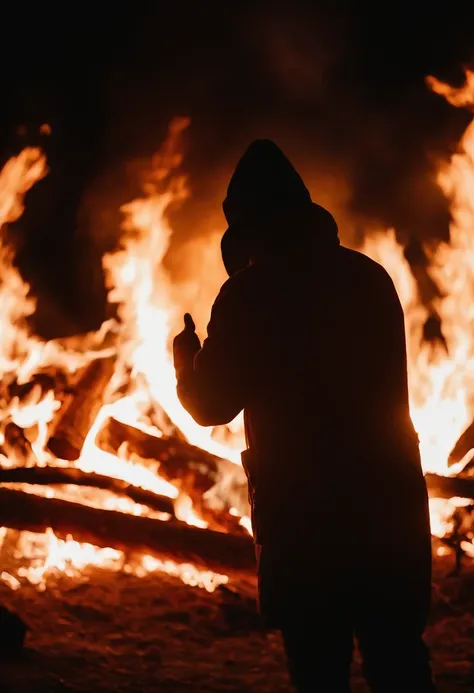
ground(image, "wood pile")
xmin=1 ymin=354 xmax=474 ymax=575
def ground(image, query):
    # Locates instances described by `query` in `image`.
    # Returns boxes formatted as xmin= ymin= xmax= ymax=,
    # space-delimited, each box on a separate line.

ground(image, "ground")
xmin=1 ymin=552 xmax=474 ymax=692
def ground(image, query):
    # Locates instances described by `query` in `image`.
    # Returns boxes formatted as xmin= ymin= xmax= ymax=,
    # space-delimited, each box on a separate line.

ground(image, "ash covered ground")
xmin=1 ymin=552 xmax=473 ymax=692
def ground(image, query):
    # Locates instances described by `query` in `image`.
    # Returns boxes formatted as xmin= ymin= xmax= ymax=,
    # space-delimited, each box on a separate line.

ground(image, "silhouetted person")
xmin=173 ymin=141 xmax=435 ymax=692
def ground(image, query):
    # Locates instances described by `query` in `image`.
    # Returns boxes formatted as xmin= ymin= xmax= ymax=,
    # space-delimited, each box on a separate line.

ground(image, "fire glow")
xmin=1 ymin=75 xmax=474 ymax=591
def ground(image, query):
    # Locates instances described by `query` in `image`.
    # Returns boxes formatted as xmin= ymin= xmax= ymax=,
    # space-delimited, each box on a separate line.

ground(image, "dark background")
xmin=2 ymin=1 xmax=474 ymax=335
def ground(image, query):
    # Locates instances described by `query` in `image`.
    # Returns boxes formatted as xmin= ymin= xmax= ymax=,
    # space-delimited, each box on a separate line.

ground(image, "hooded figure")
xmin=173 ymin=141 xmax=435 ymax=692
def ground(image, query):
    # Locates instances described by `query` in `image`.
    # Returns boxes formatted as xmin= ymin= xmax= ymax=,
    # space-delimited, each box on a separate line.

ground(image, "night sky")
xmin=2 ymin=2 xmax=474 ymax=335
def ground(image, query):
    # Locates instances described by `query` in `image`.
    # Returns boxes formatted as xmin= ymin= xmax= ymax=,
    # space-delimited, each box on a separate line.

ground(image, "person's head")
xmin=221 ymin=140 xmax=339 ymax=275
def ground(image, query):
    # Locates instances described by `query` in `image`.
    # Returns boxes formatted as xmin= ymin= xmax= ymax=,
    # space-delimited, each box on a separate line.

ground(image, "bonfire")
xmin=1 ymin=73 xmax=474 ymax=605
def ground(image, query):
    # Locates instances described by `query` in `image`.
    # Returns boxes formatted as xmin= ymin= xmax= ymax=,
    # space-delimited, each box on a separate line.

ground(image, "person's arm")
xmin=173 ymin=276 xmax=253 ymax=427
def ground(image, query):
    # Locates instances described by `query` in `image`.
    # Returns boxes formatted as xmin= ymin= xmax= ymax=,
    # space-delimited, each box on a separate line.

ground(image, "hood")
xmin=221 ymin=139 xmax=339 ymax=276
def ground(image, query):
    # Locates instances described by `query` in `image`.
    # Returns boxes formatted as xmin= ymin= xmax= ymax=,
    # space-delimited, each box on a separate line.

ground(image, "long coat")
xmin=176 ymin=231 xmax=432 ymax=626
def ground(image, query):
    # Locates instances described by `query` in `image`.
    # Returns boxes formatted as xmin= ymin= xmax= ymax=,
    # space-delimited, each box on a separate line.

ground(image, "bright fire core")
xmin=1 ymin=75 xmax=474 ymax=591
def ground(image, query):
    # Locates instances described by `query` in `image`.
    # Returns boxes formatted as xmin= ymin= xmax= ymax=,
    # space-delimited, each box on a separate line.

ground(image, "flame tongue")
xmin=0 ymin=124 xmax=237 ymax=591
xmin=363 ymin=71 xmax=474 ymax=481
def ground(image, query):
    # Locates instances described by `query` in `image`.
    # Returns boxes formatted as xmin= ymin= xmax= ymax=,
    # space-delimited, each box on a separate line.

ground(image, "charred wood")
xmin=96 ymin=417 xmax=249 ymax=534
xmin=47 ymin=357 xmax=116 ymax=461
xmin=425 ymin=472 xmax=474 ymax=500
xmin=8 ymin=372 xmax=57 ymax=403
xmin=448 ymin=419 xmax=474 ymax=467
xmin=1 ymin=423 xmax=35 ymax=466
xmin=97 ymin=417 xmax=220 ymax=482
xmin=0 ymin=466 xmax=175 ymax=516
xmin=0 ymin=488 xmax=256 ymax=576
xmin=5 ymin=468 xmax=467 ymax=511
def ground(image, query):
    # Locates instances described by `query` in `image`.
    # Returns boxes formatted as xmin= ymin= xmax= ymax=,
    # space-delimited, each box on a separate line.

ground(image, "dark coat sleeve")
xmin=176 ymin=274 xmax=254 ymax=427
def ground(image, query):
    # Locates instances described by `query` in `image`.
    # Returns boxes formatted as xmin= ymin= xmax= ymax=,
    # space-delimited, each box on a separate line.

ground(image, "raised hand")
xmin=173 ymin=313 xmax=201 ymax=373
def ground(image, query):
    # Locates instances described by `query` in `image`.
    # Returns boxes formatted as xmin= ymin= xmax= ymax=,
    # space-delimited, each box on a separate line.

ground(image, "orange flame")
xmin=2 ymin=74 xmax=474 ymax=588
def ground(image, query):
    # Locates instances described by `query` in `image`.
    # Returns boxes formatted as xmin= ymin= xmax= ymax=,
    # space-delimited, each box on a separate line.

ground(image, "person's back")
xmin=173 ymin=140 xmax=435 ymax=692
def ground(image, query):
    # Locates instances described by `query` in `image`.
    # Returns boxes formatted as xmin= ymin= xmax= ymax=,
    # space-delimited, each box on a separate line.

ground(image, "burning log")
xmin=1 ymin=423 xmax=35 ymax=466
xmin=6 ymin=467 xmax=468 ymax=510
xmin=96 ymin=417 xmax=249 ymax=533
xmin=425 ymin=473 xmax=474 ymax=500
xmin=0 ymin=466 xmax=175 ymax=516
xmin=8 ymin=371 xmax=63 ymax=403
xmin=47 ymin=357 xmax=116 ymax=461
xmin=0 ymin=488 xmax=256 ymax=576
xmin=448 ymin=419 xmax=474 ymax=467
xmin=97 ymin=417 xmax=221 ymax=483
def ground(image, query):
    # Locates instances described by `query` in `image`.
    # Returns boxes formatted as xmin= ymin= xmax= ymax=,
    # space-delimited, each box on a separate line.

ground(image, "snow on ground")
xmin=1 ymin=552 xmax=474 ymax=692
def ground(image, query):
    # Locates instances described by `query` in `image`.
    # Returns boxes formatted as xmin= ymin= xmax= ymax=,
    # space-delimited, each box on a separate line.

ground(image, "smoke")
xmin=236 ymin=4 xmax=474 ymax=243
xmin=129 ymin=3 xmax=474 ymax=248
xmin=4 ymin=3 xmax=474 ymax=334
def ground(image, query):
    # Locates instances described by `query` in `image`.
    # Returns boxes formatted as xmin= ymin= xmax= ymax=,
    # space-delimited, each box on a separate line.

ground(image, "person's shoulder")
xmin=338 ymin=245 xmax=395 ymax=290
xmin=215 ymin=265 xmax=263 ymax=304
